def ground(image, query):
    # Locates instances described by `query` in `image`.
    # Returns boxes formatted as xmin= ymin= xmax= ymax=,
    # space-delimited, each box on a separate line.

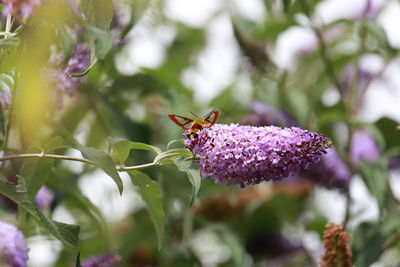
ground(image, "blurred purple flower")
xmin=1 ymin=0 xmax=41 ymax=18
xmin=350 ymin=129 xmax=380 ymax=165
xmin=240 ymin=102 xmax=297 ymax=127
xmin=185 ymin=124 xmax=331 ymax=188
xmin=48 ymin=44 xmax=90 ymax=96
xmin=34 ymin=186 xmax=54 ymax=210
xmin=82 ymin=253 xmax=122 ymax=267
xmin=0 ymin=220 xmax=28 ymax=267
xmin=0 ymin=91 xmax=11 ymax=109
xmin=352 ymin=0 xmax=382 ymax=20
xmin=305 ymin=148 xmax=351 ymax=191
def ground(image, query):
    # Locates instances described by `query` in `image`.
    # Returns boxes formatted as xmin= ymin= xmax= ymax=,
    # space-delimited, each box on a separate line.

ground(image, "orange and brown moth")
xmin=168 ymin=109 xmax=219 ymax=139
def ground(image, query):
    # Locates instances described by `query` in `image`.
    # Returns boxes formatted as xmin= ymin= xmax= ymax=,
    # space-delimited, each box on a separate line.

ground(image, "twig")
xmin=0 ymin=153 xmax=158 ymax=171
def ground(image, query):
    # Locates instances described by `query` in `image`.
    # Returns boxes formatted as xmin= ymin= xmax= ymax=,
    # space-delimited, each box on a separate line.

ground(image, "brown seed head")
xmin=320 ymin=222 xmax=352 ymax=267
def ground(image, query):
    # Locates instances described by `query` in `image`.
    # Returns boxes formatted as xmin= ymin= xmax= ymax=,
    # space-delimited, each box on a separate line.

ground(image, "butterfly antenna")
xmin=204 ymin=109 xmax=215 ymax=117
xmin=191 ymin=112 xmax=199 ymax=118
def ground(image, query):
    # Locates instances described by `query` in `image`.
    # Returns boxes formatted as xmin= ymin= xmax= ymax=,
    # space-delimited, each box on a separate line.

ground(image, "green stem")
xmin=0 ymin=153 xmax=158 ymax=171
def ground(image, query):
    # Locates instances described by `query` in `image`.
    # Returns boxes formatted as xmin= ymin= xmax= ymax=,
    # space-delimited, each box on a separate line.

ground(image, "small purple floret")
xmin=0 ymin=220 xmax=28 ymax=267
xmin=185 ymin=124 xmax=332 ymax=188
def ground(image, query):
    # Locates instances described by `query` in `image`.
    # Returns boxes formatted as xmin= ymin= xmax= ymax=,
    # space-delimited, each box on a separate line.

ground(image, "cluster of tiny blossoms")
xmin=0 ymin=220 xmax=28 ymax=267
xmin=48 ymin=44 xmax=90 ymax=96
xmin=185 ymin=124 xmax=331 ymax=188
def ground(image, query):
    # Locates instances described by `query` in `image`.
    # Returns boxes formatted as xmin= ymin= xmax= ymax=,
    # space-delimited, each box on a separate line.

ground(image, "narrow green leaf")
xmin=129 ymin=170 xmax=165 ymax=250
xmin=154 ymin=148 xmax=192 ymax=164
xmin=172 ymin=158 xmax=201 ymax=206
xmin=166 ymin=139 xmax=185 ymax=150
xmin=73 ymin=143 xmax=123 ymax=195
xmin=358 ymin=158 xmax=388 ymax=211
xmin=130 ymin=141 xmax=162 ymax=155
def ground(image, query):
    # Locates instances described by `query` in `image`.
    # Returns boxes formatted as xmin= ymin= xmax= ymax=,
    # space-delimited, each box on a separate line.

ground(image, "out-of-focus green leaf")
xmin=376 ymin=117 xmax=400 ymax=150
xmin=358 ymin=158 xmax=388 ymax=211
xmin=57 ymin=25 xmax=75 ymax=59
xmin=129 ymin=170 xmax=165 ymax=250
xmin=363 ymin=21 xmax=397 ymax=55
xmin=213 ymin=224 xmax=244 ymax=267
xmin=43 ymin=136 xmax=67 ymax=153
xmin=351 ymin=221 xmax=385 ymax=267
xmin=77 ymin=0 xmax=113 ymax=76
xmin=254 ymin=19 xmax=297 ymax=40
xmin=73 ymin=143 xmax=123 ymax=195
xmin=172 ymin=158 xmax=201 ymax=207
xmin=0 ymin=37 xmax=20 ymax=49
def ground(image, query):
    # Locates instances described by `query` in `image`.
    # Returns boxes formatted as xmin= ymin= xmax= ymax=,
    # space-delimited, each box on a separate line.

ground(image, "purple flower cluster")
xmin=0 ymin=220 xmax=28 ymax=267
xmin=350 ymin=129 xmax=380 ymax=165
xmin=305 ymin=148 xmax=351 ymax=191
xmin=185 ymin=124 xmax=331 ymax=187
xmin=240 ymin=102 xmax=297 ymax=127
xmin=48 ymin=44 xmax=90 ymax=96
xmin=1 ymin=0 xmax=41 ymax=18
xmin=82 ymin=253 xmax=121 ymax=267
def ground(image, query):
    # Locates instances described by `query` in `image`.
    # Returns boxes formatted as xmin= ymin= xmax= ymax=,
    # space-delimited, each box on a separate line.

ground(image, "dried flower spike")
xmin=321 ymin=222 xmax=352 ymax=267
xmin=185 ymin=124 xmax=332 ymax=187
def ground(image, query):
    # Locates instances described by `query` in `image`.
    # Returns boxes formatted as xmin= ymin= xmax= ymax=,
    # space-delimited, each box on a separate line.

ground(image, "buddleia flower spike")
xmin=184 ymin=123 xmax=332 ymax=188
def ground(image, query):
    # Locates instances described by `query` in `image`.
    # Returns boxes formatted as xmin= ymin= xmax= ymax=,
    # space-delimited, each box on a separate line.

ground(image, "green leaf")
xmin=112 ymin=140 xmax=132 ymax=164
xmin=376 ymin=117 xmax=400 ymax=151
xmin=37 ymin=210 xmax=80 ymax=248
xmin=154 ymin=148 xmax=192 ymax=164
xmin=0 ymin=175 xmax=80 ymax=248
xmin=172 ymin=158 xmax=201 ymax=207
xmin=130 ymin=141 xmax=162 ymax=155
xmin=73 ymin=143 xmax=123 ymax=195
xmin=166 ymin=139 xmax=185 ymax=150
xmin=0 ymin=37 xmax=20 ymax=49
xmin=129 ymin=170 xmax=165 ymax=250
xmin=351 ymin=221 xmax=385 ymax=267
xmin=358 ymin=158 xmax=388 ymax=211
xmin=77 ymin=0 xmax=113 ymax=76
xmin=86 ymin=25 xmax=112 ymax=60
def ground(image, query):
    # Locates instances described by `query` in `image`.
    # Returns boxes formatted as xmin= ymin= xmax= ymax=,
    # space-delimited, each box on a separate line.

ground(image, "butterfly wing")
xmin=203 ymin=110 xmax=219 ymax=128
xmin=168 ymin=114 xmax=193 ymax=130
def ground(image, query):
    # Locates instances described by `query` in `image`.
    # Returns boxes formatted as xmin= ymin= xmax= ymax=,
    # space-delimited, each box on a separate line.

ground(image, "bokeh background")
xmin=1 ymin=0 xmax=400 ymax=266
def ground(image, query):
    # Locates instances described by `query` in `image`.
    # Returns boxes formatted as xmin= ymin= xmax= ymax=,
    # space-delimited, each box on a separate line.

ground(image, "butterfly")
xmin=168 ymin=109 xmax=219 ymax=139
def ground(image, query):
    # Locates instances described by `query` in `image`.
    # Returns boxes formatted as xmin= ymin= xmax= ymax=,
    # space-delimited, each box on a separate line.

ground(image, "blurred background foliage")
xmin=1 ymin=0 xmax=400 ymax=266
